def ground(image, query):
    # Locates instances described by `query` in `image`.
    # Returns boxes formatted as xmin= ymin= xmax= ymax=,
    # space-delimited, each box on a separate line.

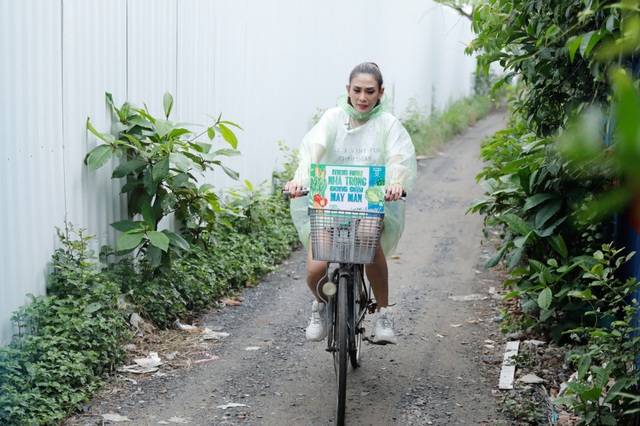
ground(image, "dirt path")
xmin=68 ymin=110 xmax=510 ymax=426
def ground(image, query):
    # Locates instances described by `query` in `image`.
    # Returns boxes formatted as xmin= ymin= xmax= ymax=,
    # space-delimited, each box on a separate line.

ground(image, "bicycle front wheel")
xmin=350 ymin=265 xmax=366 ymax=369
xmin=334 ymin=272 xmax=349 ymax=425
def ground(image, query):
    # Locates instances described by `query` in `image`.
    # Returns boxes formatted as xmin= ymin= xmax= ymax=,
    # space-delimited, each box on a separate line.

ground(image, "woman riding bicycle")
xmin=284 ymin=62 xmax=418 ymax=344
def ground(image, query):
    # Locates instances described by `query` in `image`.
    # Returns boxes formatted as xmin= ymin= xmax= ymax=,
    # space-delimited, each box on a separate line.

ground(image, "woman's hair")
xmin=349 ymin=62 xmax=384 ymax=89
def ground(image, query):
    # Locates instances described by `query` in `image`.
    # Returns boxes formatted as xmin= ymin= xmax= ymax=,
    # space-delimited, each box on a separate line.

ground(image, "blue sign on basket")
xmin=309 ymin=164 xmax=386 ymax=212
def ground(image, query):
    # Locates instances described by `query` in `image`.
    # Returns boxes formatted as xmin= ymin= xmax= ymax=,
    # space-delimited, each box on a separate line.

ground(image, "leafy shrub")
xmin=469 ymin=108 xmax=614 ymax=341
xmin=401 ymin=93 xmax=498 ymax=156
xmin=0 ymin=225 xmax=129 ymax=425
xmin=553 ymin=244 xmax=640 ymax=425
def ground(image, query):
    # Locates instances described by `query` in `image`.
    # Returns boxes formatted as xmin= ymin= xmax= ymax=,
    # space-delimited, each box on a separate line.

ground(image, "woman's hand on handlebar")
xmin=385 ymin=184 xmax=405 ymax=201
xmin=284 ymin=181 xmax=305 ymax=198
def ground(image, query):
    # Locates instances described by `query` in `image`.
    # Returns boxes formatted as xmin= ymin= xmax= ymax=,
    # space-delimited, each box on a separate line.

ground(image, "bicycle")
xmin=284 ymin=186 xmax=400 ymax=425
xmin=310 ymin=206 xmax=382 ymax=425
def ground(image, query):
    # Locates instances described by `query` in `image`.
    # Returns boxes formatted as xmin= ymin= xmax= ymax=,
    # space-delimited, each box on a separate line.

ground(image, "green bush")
xmin=553 ymin=244 xmax=640 ymax=425
xmin=401 ymin=92 xmax=498 ymax=156
xmin=0 ymin=225 xmax=129 ymax=425
xmin=115 ymin=170 xmax=300 ymax=328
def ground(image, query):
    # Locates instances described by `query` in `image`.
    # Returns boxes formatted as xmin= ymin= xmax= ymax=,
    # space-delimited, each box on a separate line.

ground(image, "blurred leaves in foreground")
xmin=558 ymin=69 xmax=640 ymax=224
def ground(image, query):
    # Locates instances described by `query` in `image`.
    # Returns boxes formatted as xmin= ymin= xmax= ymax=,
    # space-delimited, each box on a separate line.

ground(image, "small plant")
xmin=85 ymin=92 xmax=242 ymax=267
xmin=224 ymin=180 xmax=280 ymax=234
xmin=271 ymin=140 xmax=299 ymax=195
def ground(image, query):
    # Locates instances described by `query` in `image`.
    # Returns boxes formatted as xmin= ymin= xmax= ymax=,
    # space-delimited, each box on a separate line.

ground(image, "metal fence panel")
xmin=1 ymin=1 xmax=66 ymax=344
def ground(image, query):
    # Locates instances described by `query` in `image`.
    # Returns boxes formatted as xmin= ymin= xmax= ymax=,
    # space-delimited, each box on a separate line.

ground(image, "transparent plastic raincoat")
xmin=290 ymin=94 xmax=418 ymax=256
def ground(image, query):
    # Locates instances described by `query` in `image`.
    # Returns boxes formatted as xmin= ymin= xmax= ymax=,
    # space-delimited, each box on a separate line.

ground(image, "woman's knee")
xmin=307 ymin=260 xmax=327 ymax=281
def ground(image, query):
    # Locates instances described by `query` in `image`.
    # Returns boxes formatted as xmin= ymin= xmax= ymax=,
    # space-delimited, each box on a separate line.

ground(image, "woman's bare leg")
xmin=365 ymin=244 xmax=388 ymax=309
xmin=306 ymin=244 xmax=328 ymax=301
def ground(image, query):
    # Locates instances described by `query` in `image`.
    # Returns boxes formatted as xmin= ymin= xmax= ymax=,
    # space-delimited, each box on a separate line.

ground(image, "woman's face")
xmin=346 ymin=73 xmax=384 ymax=115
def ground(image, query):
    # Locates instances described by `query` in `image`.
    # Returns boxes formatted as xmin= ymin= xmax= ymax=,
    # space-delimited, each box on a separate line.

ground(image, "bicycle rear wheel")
xmin=333 ymin=272 xmax=349 ymax=425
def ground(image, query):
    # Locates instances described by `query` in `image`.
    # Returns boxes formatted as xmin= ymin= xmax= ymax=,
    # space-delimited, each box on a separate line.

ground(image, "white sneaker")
xmin=371 ymin=307 xmax=397 ymax=345
xmin=306 ymin=301 xmax=327 ymax=341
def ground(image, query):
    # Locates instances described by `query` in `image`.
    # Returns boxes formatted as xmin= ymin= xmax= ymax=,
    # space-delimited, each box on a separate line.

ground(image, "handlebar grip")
xmin=282 ymin=189 xmax=309 ymax=196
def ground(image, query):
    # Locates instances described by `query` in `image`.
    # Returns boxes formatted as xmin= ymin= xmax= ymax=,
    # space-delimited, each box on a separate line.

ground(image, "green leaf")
xmin=548 ymin=234 xmax=568 ymax=258
xmin=143 ymin=168 xmax=158 ymax=196
xmin=169 ymin=127 xmax=191 ymax=139
xmin=86 ymin=117 xmax=116 ymax=144
xmin=147 ymin=230 xmax=169 ymax=252
xmin=218 ymin=123 xmax=238 ymax=149
xmin=219 ymin=164 xmax=240 ymax=180
xmin=163 ymin=92 xmax=174 ymax=119
xmin=534 ymin=200 xmax=562 ymax=229
xmin=128 ymin=115 xmax=153 ymax=129
xmin=84 ymin=302 xmax=101 ymax=314
xmin=578 ymin=355 xmax=591 ymax=380
xmin=169 ymin=152 xmax=192 ymax=173
xmin=513 ymin=232 xmax=532 ymax=248
xmin=155 ymin=119 xmax=173 ymax=139
xmin=85 ymin=145 xmax=114 ymax=171
xmin=146 ymin=245 xmax=163 ymax=267
xmin=120 ymin=132 xmax=141 ymax=147
xmin=523 ymin=193 xmax=555 ymax=211
xmin=566 ymin=381 xmax=591 ymax=395
xmin=141 ymin=200 xmax=156 ymax=229
xmin=212 ymin=148 xmax=242 ymax=157
xmin=502 ymin=290 xmax=520 ymax=300
xmin=567 ymin=35 xmax=584 ymax=62
xmin=117 ymin=232 xmax=144 ymax=252
xmin=568 ymin=289 xmax=593 ymax=300
xmin=219 ymin=120 xmax=243 ymax=130
xmin=592 ymin=366 xmax=609 ymax=389
xmin=582 ymin=386 xmax=604 ymax=402
xmin=112 ymin=159 xmax=147 ymax=178
xmin=613 ymin=73 xmax=640 ymax=179
xmin=194 ymin=142 xmax=213 ymax=153
xmin=110 ymin=220 xmax=142 ymax=233
xmin=485 ymin=244 xmax=508 ymax=268
xmin=199 ymin=183 xmax=215 ymax=193
xmin=152 ymin=157 xmax=170 ymax=183
xmin=603 ymin=378 xmax=628 ymax=404
xmin=537 ymin=287 xmax=553 ymax=310
xmin=163 ymin=230 xmax=190 ymax=251
xmin=540 ymin=308 xmax=555 ymax=322
xmin=580 ymin=30 xmax=606 ymax=58
xmin=506 ymin=246 xmax=525 ymax=269
xmin=502 ymin=213 xmax=531 ymax=235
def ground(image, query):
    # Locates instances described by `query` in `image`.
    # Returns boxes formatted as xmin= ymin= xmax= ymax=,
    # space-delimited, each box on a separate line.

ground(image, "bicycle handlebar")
xmin=282 ymin=188 xmax=407 ymax=199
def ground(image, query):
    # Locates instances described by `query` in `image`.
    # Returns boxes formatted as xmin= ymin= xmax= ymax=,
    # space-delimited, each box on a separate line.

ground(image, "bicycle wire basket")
xmin=309 ymin=208 xmax=384 ymax=264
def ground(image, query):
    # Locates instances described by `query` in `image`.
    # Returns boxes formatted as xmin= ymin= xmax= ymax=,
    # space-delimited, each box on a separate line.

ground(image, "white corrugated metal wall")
xmin=0 ymin=0 xmax=477 ymax=345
